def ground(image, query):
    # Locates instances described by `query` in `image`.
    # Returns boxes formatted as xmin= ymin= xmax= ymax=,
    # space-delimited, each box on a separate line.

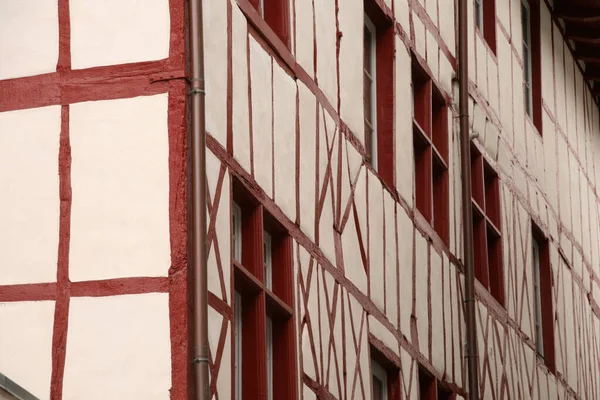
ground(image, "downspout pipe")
xmin=188 ymin=0 xmax=209 ymax=398
xmin=458 ymin=0 xmax=480 ymax=398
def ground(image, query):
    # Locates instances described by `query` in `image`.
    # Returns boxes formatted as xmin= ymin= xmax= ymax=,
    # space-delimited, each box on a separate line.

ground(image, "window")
xmin=251 ymin=0 xmax=290 ymax=47
xmin=521 ymin=0 xmax=542 ymax=133
xmin=364 ymin=15 xmax=377 ymax=168
xmin=412 ymin=61 xmax=450 ymax=244
xmin=419 ymin=369 xmax=455 ymax=400
xmin=532 ymin=225 xmax=556 ymax=373
xmin=363 ymin=0 xmax=395 ymax=188
xmin=371 ymin=360 xmax=387 ymax=400
xmin=370 ymin=346 xmax=400 ymax=400
xmin=471 ymin=145 xmax=504 ymax=305
xmin=232 ymin=180 xmax=296 ymax=400
xmin=475 ymin=0 xmax=497 ymax=53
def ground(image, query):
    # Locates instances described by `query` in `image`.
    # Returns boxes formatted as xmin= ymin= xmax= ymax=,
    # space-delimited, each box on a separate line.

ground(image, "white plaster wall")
xmin=0 ymin=106 xmax=60 ymax=285
xmin=0 ymin=301 xmax=55 ymax=400
xmin=395 ymin=42 xmax=414 ymax=207
xmin=70 ymin=0 xmax=169 ymax=69
xmin=232 ymin=5 xmax=251 ymax=173
xmin=250 ymin=37 xmax=274 ymax=198
xmin=69 ymin=95 xmax=170 ymax=281
xmin=62 ymin=294 xmax=171 ymax=400
xmin=314 ymin=0 xmax=338 ymax=108
xmin=295 ymin=0 xmax=315 ymax=78
xmin=298 ymin=81 xmax=317 ymax=241
xmin=368 ymin=173 xmax=385 ymax=312
xmin=0 ymin=0 xmax=58 ymax=79
xmin=338 ymin=0 xmax=364 ymax=143
xmin=273 ymin=62 xmax=297 ymax=221
xmin=203 ymin=0 xmax=228 ymax=146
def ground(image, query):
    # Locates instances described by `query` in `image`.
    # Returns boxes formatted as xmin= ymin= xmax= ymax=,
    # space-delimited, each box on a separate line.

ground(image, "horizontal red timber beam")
xmin=0 ymin=60 xmax=186 ymax=112
xmin=0 ymin=277 xmax=169 ymax=302
xmin=0 ymin=282 xmax=57 ymax=302
xmin=70 ymin=277 xmax=169 ymax=297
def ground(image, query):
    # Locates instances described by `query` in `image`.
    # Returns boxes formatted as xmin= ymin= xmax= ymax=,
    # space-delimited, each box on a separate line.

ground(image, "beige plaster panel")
xmin=0 ymin=0 xmax=58 ymax=80
xmin=368 ymin=172 xmax=385 ymax=312
xmin=69 ymin=95 xmax=170 ymax=281
xmin=294 ymin=0 xmax=314 ymax=78
xmin=395 ymin=42 xmax=414 ymax=207
xmin=249 ymin=36 xmax=274 ymax=198
xmin=314 ymin=0 xmax=338 ymax=108
xmin=203 ymin=0 xmax=228 ymax=146
xmin=232 ymin=4 xmax=251 ymax=172
xmin=397 ymin=208 xmax=414 ymax=336
xmin=338 ymin=0 xmax=365 ymax=143
xmin=298 ymin=82 xmax=317 ymax=241
xmin=62 ymin=294 xmax=171 ymax=400
xmin=0 ymin=106 xmax=60 ymax=285
xmin=70 ymin=0 xmax=169 ymax=69
xmin=384 ymin=190 xmax=398 ymax=327
xmin=273 ymin=61 xmax=297 ymax=221
xmin=0 ymin=301 xmax=55 ymax=400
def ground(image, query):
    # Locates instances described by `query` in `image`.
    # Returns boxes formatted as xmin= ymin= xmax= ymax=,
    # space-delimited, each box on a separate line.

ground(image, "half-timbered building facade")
xmin=1 ymin=0 xmax=600 ymax=399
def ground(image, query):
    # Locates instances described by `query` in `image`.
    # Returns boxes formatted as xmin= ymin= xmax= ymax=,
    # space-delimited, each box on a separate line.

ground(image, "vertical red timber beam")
xmin=50 ymin=0 xmax=72 ymax=398
xmin=458 ymin=0 xmax=479 ymax=398
xmin=188 ymin=0 xmax=210 ymax=398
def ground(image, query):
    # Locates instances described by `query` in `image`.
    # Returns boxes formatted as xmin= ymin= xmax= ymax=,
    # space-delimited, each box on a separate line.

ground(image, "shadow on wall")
xmin=0 ymin=374 xmax=39 ymax=400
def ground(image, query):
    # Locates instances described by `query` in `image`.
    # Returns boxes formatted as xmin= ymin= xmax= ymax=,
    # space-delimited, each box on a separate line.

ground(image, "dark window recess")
xmin=476 ymin=0 xmax=497 ymax=54
xmin=471 ymin=145 xmax=504 ymax=305
xmin=419 ymin=369 xmax=456 ymax=400
xmin=232 ymin=179 xmax=296 ymax=400
xmin=412 ymin=61 xmax=450 ymax=244
xmin=250 ymin=0 xmax=291 ymax=47
xmin=532 ymin=225 xmax=556 ymax=373
xmin=370 ymin=346 xmax=400 ymax=400
xmin=363 ymin=0 xmax=395 ymax=188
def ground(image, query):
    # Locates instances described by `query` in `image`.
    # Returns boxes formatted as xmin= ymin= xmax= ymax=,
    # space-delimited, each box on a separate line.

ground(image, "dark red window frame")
xmin=364 ymin=0 xmax=395 ymax=189
xmin=232 ymin=179 xmax=296 ymax=400
xmin=471 ymin=144 xmax=504 ymax=305
xmin=370 ymin=345 xmax=401 ymax=400
xmin=419 ymin=368 xmax=456 ymax=400
xmin=412 ymin=61 xmax=450 ymax=245
xmin=249 ymin=0 xmax=291 ymax=47
xmin=532 ymin=225 xmax=556 ymax=373
xmin=475 ymin=0 xmax=497 ymax=54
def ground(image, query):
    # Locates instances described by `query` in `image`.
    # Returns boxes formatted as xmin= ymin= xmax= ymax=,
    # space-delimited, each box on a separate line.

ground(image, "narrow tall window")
xmin=251 ymin=0 xmax=290 ymax=47
xmin=475 ymin=0 xmax=483 ymax=29
xmin=471 ymin=145 xmax=504 ymax=305
xmin=364 ymin=15 xmax=377 ymax=168
xmin=363 ymin=0 xmax=395 ymax=188
xmin=532 ymin=226 xmax=556 ymax=373
xmin=371 ymin=359 xmax=387 ymax=400
xmin=521 ymin=0 xmax=542 ymax=133
xmin=412 ymin=61 xmax=450 ymax=244
xmin=475 ymin=0 xmax=497 ymax=53
xmin=370 ymin=346 xmax=400 ymax=400
xmin=232 ymin=181 xmax=296 ymax=399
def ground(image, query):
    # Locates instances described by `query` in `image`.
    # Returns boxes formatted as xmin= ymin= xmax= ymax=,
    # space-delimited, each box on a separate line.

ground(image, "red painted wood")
xmin=374 ymin=19 xmax=395 ymax=189
xmin=482 ymin=0 xmax=497 ymax=54
xmin=533 ymin=228 xmax=556 ymax=373
xmin=415 ymin=145 xmax=433 ymax=222
xmin=264 ymin=0 xmax=290 ymax=48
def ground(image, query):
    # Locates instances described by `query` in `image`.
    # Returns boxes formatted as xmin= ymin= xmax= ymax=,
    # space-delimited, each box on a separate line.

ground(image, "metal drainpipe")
xmin=458 ymin=0 xmax=479 ymax=398
xmin=188 ymin=0 xmax=209 ymax=398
